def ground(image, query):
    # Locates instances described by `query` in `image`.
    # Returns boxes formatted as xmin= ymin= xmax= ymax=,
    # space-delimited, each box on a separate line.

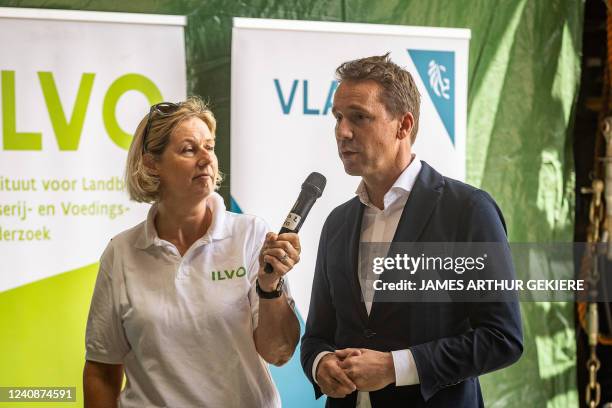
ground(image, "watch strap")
xmin=256 ymin=277 xmax=284 ymax=299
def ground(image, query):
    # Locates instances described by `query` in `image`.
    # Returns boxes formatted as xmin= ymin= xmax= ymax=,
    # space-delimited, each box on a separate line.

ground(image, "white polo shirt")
xmin=85 ymin=192 xmax=292 ymax=408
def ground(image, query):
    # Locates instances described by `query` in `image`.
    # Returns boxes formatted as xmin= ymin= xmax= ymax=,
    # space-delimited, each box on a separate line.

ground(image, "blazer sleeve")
xmin=300 ymin=217 xmax=337 ymax=399
xmin=410 ymin=190 xmax=524 ymax=402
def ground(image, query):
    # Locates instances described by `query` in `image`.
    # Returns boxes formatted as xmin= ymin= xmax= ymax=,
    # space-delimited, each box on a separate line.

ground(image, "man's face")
xmin=332 ymin=80 xmax=408 ymax=179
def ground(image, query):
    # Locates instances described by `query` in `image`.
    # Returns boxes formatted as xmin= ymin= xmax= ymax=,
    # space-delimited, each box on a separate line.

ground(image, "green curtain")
xmin=0 ymin=1 xmax=583 ymax=406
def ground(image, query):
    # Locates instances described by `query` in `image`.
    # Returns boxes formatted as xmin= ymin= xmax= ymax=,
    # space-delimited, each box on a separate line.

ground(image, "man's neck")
xmin=363 ymin=155 xmax=414 ymax=210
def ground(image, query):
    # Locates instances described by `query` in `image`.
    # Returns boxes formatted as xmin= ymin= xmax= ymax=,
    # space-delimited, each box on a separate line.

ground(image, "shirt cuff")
xmin=312 ymin=351 xmax=334 ymax=385
xmin=391 ymin=349 xmax=420 ymax=386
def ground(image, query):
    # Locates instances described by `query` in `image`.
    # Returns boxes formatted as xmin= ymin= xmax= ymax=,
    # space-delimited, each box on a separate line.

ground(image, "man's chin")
xmin=342 ymin=163 xmax=362 ymax=177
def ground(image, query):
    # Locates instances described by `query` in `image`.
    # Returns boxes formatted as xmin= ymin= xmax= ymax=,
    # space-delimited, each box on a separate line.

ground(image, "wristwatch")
xmin=256 ymin=277 xmax=284 ymax=299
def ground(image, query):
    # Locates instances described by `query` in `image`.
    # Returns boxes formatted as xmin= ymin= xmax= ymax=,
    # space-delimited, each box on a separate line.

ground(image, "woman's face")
xmin=152 ymin=116 xmax=218 ymax=203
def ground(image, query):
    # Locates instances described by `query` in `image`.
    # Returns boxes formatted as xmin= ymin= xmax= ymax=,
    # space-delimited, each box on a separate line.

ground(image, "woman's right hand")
xmin=257 ymin=232 xmax=301 ymax=292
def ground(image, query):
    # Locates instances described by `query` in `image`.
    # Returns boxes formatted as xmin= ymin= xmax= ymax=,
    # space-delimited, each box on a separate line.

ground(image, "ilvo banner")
xmin=231 ymin=18 xmax=470 ymax=317
xmin=0 ymin=8 xmax=185 ymax=402
xmin=0 ymin=8 xmax=187 ymax=292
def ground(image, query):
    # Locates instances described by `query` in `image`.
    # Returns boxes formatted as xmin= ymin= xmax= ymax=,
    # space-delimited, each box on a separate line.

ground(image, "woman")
xmin=83 ymin=97 xmax=300 ymax=407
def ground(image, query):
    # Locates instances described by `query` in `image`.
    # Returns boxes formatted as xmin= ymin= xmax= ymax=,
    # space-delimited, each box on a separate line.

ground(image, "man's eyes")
xmin=351 ymin=112 xmax=368 ymax=122
xmin=334 ymin=112 xmax=368 ymax=122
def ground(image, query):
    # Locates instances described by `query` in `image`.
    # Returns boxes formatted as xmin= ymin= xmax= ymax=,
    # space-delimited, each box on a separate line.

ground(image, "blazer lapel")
xmin=392 ymin=161 xmax=444 ymax=243
xmin=345 ymin=197 xmax=369 ymax=325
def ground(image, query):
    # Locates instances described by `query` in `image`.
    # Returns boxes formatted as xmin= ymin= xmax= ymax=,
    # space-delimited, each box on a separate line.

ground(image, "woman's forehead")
xmin=171 ymin=117 xmax=213 ymax=142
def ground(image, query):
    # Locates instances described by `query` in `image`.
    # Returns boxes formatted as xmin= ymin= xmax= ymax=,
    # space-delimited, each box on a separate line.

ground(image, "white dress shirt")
xmin=312 ymin=156 xmax=422 ymax=407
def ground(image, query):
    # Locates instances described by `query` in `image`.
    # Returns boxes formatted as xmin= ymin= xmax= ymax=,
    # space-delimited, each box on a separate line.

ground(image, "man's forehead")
xmin=333 ymin=80 xmax=382 ymax=108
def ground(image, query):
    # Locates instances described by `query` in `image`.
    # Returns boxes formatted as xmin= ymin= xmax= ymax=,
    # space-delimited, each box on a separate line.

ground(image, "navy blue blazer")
xmin=300 ymin=161 xmax=523 ymax=407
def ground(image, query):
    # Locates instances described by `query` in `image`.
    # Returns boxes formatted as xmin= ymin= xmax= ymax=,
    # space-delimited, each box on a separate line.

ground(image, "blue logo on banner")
xmin=273 ymin=79 xmax=337 ymax=115
xmin=408 ymin=50 xmax=455 ymax=145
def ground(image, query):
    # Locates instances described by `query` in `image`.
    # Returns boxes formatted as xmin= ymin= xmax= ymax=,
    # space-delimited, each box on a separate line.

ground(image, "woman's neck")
xmin=154 ymin=197 xmax=212 ymax=256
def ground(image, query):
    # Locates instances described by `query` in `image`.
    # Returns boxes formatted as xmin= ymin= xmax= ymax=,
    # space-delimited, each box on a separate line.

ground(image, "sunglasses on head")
xmin=141 ymin=102 xmax=181 ymax=154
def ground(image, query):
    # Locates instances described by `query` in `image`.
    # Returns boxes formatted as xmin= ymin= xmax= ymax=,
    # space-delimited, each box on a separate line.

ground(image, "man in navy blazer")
xmin=300 ymin=54 xmax=523 ymax=407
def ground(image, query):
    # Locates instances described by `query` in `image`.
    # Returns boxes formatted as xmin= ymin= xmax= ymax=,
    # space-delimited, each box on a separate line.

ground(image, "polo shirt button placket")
xmin=176 ymin=262 xmax=184 ymax=279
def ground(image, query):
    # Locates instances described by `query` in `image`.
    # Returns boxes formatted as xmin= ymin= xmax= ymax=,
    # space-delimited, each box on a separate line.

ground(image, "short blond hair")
xmin=336 ymin=53 xmax=421 ymax=142
xmin=125 ymin=96 xmax=220 ymax=203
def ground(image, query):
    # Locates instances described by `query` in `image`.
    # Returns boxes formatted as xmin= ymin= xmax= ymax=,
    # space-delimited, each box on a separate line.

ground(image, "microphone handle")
xmin=263 ymin=194 xmax=318 ymax=274
xmin=277 ymin=227 xmax=293 ymax=234
xmin=263 ymin=226 xmax=294 ymax=274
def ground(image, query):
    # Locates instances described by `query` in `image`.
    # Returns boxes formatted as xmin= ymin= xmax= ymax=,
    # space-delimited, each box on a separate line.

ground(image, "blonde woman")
xmin=83 ymin=97 xmax=300 ymax=407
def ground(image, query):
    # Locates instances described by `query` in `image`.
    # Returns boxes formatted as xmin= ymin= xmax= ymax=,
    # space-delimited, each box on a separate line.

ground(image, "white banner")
xmin=0 ymin=8 xmax=187 ymax=291
xmin=231 ymin=18 xmax=470 ymax=317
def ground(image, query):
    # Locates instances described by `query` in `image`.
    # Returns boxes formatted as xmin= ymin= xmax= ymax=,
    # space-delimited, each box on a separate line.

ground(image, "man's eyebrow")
xmin=332 ymin=104 xmax=368 ymax=114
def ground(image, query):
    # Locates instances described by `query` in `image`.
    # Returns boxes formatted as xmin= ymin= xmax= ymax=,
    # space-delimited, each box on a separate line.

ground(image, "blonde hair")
xmin=125 ymin=96 xmax=221 ymax=203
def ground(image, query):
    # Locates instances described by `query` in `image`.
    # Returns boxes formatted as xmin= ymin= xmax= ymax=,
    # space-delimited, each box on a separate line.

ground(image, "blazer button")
xmin=364 ymin=329 xmax=376 ymax=338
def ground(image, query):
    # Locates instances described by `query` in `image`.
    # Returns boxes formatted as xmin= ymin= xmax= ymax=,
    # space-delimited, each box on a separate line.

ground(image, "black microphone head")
xmin=302 ymin=172 xmax=326 ymax=198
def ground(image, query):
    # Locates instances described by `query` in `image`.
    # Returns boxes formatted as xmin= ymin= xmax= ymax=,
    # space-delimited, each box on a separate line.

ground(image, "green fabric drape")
xmin=0 ymin=1 xmax=583 ymax=406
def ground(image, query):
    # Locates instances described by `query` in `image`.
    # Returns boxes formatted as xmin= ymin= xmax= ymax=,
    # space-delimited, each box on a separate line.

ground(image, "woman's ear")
xmin=142 ymin=153 xmax=159 ymax=176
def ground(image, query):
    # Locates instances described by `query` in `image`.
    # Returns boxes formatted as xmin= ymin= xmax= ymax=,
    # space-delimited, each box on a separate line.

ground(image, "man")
xmin=300 ymin=54 xmax=523 ymax=407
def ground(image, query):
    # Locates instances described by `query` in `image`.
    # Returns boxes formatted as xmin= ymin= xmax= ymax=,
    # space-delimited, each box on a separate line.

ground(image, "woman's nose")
xmin=197 ymin=149 xmax=211 ymax=167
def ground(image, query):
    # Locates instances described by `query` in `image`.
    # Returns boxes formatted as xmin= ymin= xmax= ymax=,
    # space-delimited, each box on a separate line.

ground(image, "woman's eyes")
xmin=182 ymin=145 xmax=214 ymax=154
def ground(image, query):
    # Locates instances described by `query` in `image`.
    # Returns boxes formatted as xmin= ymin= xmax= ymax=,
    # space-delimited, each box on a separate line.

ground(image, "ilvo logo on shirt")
xmin=211 ymin=266 xmax=247 ymax=281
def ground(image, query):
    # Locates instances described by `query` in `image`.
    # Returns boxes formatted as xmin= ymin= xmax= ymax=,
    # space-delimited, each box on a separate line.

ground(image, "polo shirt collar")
xmin=134 ymin=192 xmax=231 ymax=249
xmin=206 ymin=192 xmax=231 ymax=241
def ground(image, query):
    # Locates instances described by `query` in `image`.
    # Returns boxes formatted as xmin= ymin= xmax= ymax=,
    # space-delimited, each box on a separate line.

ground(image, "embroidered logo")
xmin=211 ymin=266 xmax=247 ymax=281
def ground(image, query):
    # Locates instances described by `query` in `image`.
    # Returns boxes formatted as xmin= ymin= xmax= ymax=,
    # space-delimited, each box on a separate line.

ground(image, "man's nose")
xmin=335 ymin=119 xmax=353 ymax=140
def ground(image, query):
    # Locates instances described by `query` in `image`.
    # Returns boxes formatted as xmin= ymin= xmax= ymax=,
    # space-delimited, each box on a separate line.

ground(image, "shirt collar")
xmin=134 ymin=192 xmax=231 ymax=249
xmin=356 ymin=154 xmax=422 ymax=210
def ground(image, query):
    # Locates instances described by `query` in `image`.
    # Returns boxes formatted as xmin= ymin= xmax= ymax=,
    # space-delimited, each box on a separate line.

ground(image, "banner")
xmin=231 ymin=18 xmax=470 ymax=317
xmin=0 ymin=7 xmax=186 ymax=402
xmin=0 ymin=8 xmax=186 ymax=291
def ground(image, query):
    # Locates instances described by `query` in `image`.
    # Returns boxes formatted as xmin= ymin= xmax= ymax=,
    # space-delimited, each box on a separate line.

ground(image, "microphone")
xmin=264 ymin=172 xmax=326 ymax=273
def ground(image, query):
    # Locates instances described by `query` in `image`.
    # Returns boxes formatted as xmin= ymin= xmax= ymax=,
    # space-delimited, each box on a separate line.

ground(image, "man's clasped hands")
xmin=315 ymin=348 xmax=396 ymax=398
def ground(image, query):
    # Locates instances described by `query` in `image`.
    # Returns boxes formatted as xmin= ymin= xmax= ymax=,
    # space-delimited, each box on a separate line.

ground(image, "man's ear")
xmin=397 ymin=112 xmax=414 ymax=141
xmin=142 ymin=153 xmax=159 ymax=176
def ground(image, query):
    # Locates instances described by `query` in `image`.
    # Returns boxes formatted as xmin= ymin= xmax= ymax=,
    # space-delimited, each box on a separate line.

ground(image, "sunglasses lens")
xmin=155 ymin=102 xmax=180 ymax=115
xmin=142 ymin=102 xmax=179 ymax=154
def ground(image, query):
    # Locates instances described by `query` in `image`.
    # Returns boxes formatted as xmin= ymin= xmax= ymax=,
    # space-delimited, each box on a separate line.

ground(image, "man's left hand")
xmin=335 ymin=348 xmax=396 ymax=392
